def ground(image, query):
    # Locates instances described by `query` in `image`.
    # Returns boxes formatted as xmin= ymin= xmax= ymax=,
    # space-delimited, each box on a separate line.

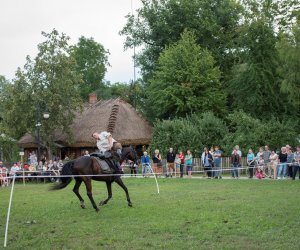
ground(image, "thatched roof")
xmin=18 ymin=98 xmax=153 ymax=148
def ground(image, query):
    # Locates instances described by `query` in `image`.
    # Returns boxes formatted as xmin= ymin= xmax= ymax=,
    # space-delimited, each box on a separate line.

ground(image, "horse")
xmin=50 ymin=147 xmax=138 ymax=212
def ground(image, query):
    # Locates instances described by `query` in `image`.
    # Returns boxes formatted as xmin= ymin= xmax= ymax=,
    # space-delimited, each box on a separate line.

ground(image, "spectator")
xmin=263 ymin=146 xmax=271 ymax=176
xmin=286 ymin=147 xmax=294 ymax=178
xmin=166 ymin=148 xmax=176 ymax=178
xmin=269 ymin=150 xmax=278 ymax=179
xmin=213 ymin=146 xmax=222 ymax=179
xmin=277 ymin=147 xmax=287 ymax=179
xmin=37 ymin=161 xmax=44 ymax=171
xmin=174 ymin=153 xmax=181 ymax=178
xmin=141 ymin=151 xmax=151 ymax=177
xmin=178 ymin=150 xmax=185 ymax=178
xmin=28 ymin=164 xmax=36 ymax=172
xmin=9 ymin=163 xmax=20 ymax=176
xmin=52 ymin=161 xmax=60 ymax=175
xmin=247 ymin=148 xmax=255 ymax=178
xmin=152 ymin=149 xmax=162 ymax=177
xmin=23 ymin=163 xmax=29 ymax=171
xmin=292 ymin=146 xmax=300 ymax=180
xmin=256 ymin=147 xmax=264 ymax=164
xmin=232 ymin=145 xmax=242 ymax=157
xmin=185 ymin=150 xmax=193 ymax=178
xmin=58 ymin=160 xmax=64 ymax=170
xmin=0 ymin=162 xmax=9 ymax=187
xmin=256 ymin=168 xmax=264 ymax=179
xmin=201 ymin=147 xmax=213 ymax=178
xmin=257 ymin=155 xmax=265 ymax=178
xmin=48 ymin=160 xmax=53 ymax=170
xmin=84 ymin=150 xmax=90 ymax=156
xmin=128 ymin=160 xmax=137 ymax=177
xmin=231 ymin=149 xmax=240 ymax=179
xmin=29 ymin=151 xmax=37 ymax=165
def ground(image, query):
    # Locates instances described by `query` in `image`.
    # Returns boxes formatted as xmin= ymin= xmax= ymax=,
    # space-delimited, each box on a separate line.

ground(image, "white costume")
xmin=96 ymin=131 xmax=116 ymax=153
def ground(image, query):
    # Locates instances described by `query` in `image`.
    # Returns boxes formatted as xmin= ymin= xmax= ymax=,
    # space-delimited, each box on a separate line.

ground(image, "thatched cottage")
xmin=18 ymin=94 xmax=153 ymax=160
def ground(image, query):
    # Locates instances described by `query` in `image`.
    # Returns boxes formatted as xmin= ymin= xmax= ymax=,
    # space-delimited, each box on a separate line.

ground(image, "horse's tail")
xmin=49 ymin=160 xmax=74 ymax=190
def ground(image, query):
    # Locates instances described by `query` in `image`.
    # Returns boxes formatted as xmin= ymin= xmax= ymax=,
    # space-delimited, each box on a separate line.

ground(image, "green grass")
xmin=1 ymin=178 xmax=300 ymax=250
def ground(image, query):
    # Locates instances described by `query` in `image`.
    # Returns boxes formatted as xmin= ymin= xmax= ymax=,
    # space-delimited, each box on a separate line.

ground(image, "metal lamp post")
xmin=36 ymin=105 xmax=50 ymax=162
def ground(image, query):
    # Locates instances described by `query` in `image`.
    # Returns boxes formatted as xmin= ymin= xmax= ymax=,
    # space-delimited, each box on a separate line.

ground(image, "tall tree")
xmin=120 ymin=0 xmax=243 ymax=81
xmin=240 ymin=0 xmax=300 ymax=32
xmin=71 ymin=36 xmax=110 ymax=101
xmin=146 ymin=31 xmax=225 ymax=120
xmin=227 ymin=19 xmax=288 ymax=118
xmin=2 ymin=29 xmax=83 ymax=153
xmin=277 ymin=17 xmax=300 ymax=109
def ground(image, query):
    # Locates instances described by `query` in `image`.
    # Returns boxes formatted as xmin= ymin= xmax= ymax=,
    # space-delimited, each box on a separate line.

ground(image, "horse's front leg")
xmin=83 ymin=178 xmax=99 ymax=212
xmin=99 ymin=181 xmax=112 ymax=206
xmin=115 ymin=177 xmax=132 ymax=207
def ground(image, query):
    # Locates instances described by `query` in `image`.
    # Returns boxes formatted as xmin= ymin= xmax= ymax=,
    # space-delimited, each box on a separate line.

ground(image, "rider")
xmin=92 ymin=131 xmax=122 ymax=173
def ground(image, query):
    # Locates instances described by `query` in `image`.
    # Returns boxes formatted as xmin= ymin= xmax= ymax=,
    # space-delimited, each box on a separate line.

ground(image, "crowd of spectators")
xmin=1 ymin=145 xmax=300 ymax=186
xmin=140 ymin=145 xmax=300 ymax=180
xmin=0 ymin=151 xmax=65 ymax=186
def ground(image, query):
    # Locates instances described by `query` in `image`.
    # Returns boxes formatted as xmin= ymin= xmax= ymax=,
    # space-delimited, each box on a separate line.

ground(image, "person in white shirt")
xmin=92 ymin=131 xmax=122 ymax=173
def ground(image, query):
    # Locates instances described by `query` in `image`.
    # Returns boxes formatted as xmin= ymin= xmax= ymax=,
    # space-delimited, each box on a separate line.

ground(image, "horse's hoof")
xmin=95 ymin=208 xmax=100 ymax=212
xmin=99 ymin=201 xmax=106 ymax=206
xmin=80 ymin=203 xmax=86 ymax=209
xmin=128 ymin=202 xmax=133 ymax=207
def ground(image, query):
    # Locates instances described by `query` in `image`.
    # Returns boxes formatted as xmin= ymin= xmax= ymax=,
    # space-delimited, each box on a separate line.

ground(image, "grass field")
xmin=1 ymin=178 xmax=300 ymax=250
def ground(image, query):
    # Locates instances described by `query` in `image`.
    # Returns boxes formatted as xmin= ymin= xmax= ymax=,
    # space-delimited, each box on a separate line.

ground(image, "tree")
xmin=277 ymin=17 xmax=300 ymax=109
xmin=120 ymin=0 xmax=243 ymax=81
xmin=223 ymin=111 xmax=299 ymax=155
xmin=146 ymin=31 xmax=225 ymax=120
xmin=150 ymin=112 xmax=228 ymax=155
xmin=2 ymin=29 xmax=83 ymax=155
xmin=71 ymin=36 xmax=110 ymax=101
xmin=227 ymin=19 xmax=288 ymax=118
xmin=239 ymin=0 xmax=300 ymax=32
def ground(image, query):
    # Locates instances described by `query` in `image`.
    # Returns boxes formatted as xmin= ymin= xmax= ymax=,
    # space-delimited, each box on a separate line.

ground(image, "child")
xmin=256 ymin=168 xmax=264 ymax=179
xmin=256 ymin=155 xmax=265 ymax=179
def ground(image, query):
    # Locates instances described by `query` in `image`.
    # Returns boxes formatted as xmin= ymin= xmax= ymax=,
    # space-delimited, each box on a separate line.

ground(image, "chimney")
xmin=89 ymin=92 xmax=97 ymax=104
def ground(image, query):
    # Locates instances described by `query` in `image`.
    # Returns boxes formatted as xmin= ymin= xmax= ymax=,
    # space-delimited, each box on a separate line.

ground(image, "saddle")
xmin=90 ymin=152 xmax=117 ymax=174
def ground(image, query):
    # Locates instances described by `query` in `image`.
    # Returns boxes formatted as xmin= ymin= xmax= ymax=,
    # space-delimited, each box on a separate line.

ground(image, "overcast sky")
xmin=0 ymin=0 xmax=141 ymax=83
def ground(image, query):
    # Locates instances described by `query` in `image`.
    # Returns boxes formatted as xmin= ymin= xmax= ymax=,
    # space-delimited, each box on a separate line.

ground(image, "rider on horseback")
xmin=92 ymin=131 xmax=122 ymax=173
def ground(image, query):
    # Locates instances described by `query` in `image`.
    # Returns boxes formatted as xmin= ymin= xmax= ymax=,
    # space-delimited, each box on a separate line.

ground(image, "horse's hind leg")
xmin=73 ymin=178 xmax=86 ymax=209
xmin=115 ymin=177 xmax=132 ymax=207
xmin=83 ymin=178 xmax=99 ymax=212
xmin=100 ymin=181 xmax=112 ymax=206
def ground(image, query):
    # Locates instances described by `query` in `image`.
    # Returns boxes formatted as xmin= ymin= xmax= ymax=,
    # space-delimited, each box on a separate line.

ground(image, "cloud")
xmin=0 ymin=0 xmax=141 ymax=83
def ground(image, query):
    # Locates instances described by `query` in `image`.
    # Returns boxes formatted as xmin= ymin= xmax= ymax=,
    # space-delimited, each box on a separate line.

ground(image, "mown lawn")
xmin=0 ymin=178 xmax=300 ymax=250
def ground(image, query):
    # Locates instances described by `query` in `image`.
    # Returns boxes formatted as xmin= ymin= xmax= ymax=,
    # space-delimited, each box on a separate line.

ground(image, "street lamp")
xmin=36 ymin=105 xmax=50 ymax=162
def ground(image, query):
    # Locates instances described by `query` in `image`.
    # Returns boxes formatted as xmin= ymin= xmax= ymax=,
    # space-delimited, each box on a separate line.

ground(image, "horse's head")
xmin=121 ymin=146 xmax=139 ymax=165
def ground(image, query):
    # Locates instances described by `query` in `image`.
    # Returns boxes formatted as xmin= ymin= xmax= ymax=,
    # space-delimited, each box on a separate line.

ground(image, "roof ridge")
xmin=107 ymin=103 xmax=120 ymax=133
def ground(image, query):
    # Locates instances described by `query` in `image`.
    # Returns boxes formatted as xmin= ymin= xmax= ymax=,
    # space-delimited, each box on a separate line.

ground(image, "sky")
xmin=0 ymin=0 xmax=141 ymax=83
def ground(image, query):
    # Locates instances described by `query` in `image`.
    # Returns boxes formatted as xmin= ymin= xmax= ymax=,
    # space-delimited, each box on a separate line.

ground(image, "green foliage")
xmin=150 ymin=112 xmax=228 ymax=155
xmin=96 ymin=81 xmax=138 ymax=106
xmin=227 ymin=20 xmax=288 ymax=118
xmin=120 ymin=0 xmax=243 ymax=80
xmin=277 ymin=18 xmax=300 ymax=108
xmin=240 ymin=0 xmax=300 ymax=31
xmin=2 ymin=29 xmax=83 ymax=151
xmin=71 ymin=36 xmax=110 ymax=101
xmin=146 ymin=31 xmax=225 ymax=120
xmin=223 ymin=111 xmax=299 ymax=154
xmin=151 ymin=111 xmax=299 ymax=156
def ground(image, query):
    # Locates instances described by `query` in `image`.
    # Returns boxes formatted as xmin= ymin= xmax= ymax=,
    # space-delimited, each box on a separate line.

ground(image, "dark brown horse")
xmin=50 ymin=147 xmax=138 ymax=212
